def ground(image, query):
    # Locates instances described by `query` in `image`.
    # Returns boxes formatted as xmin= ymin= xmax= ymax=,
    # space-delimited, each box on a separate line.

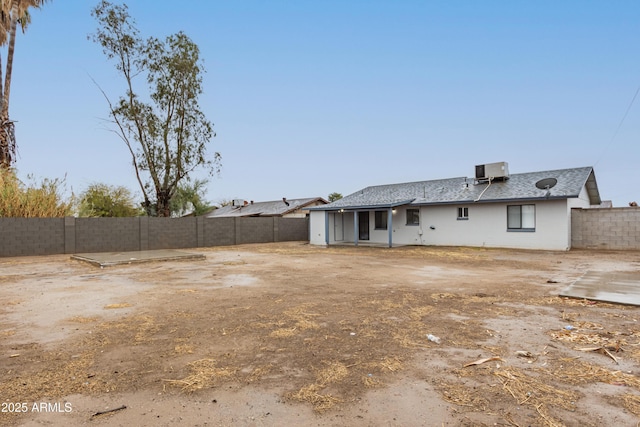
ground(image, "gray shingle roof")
xmin=314 ymin=167 xmax=600 ymax=210
xmin=206 ymin=197 xmax=327 ymax=217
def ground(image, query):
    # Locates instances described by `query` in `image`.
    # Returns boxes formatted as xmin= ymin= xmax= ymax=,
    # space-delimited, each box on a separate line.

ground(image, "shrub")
xmin=0 ymin=168 xmax=73 ymax=217
xmin=77 ymin=183 xmax=143 ymax=217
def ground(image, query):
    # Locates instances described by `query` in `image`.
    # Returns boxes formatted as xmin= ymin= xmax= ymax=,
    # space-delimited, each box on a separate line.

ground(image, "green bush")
xmin=77 ymin=183 xmax=143 ymax=217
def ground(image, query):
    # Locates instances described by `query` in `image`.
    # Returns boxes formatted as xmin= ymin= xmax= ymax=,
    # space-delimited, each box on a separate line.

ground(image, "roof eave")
xmin=281 ymin=197 xmax=329 ymax=215
xmin=309 ymin=199 xmax=415 ymax=211
xmin=411 ymin=195 xmax=578 ymax=206
xmin=584 ymin=169 xmax=602 ymax=205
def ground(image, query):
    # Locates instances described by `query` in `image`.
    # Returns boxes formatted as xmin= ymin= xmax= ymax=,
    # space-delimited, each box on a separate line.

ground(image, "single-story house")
xmin=206 ymin=197 xmax=328 ymax=218
xmin=309 ymin=162 xmax=602 ymax=251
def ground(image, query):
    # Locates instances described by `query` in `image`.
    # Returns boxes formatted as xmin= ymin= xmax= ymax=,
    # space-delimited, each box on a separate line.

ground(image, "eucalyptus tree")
xmin=90 ymin=1 xmax=220 ymax=217
xmin=0 ymin=0 xmax=51 ymax=168
xmin=169 ymin=178 xmax=212 ymax=217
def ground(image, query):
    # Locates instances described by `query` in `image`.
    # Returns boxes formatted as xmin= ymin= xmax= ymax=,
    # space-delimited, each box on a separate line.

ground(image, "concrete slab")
xmin=559 ymin=271 xmax=640 ymax=306
xmin=71 ymin=249 xmax=205 ymax=267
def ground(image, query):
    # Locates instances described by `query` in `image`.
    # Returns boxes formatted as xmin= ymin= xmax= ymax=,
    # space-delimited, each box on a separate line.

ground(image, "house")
xmin=309 ymin=162 xmax=601 ymax=251
xmin=206 ymin=197 xmax=328 ymax=218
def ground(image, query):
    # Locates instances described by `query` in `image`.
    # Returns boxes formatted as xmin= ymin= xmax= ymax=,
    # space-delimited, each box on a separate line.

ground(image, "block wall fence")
xmin=2 ymin=208 xmax=638 ymax=257
xmin=0 ymin=216 xmax=309 ymax=257
xmin=571 ymin=207 xmax=640 ymax=250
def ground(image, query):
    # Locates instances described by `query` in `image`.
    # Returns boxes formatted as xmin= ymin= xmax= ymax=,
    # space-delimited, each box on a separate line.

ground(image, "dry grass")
xmin=0 ymin=349 xmax=116 ymax=404
xmin=174 ymin=344 xmax=194 ymax=354
xmin=550 ymin=359 xmax=640 ymax=389
xmin=221 ymin=260 xmax=246 ymax=266
xmin=438 ymin=382 xmax=490 ymax=408
xmin=0 ymin=168 xmax=72 ymax=217
xmin=288 ymin=384 xmax=342 ymax=411
xmin=164 ymin=359 xmax=237 ymax=393
xmin=246 ymin=365 xmax=273 ymax=383
xmin=269 ymin=327 xmax=297 ymax=338
xmin=104 ymin=303 xmax=132 ymax=309
xmin=621 ymin=394 xmax=640 ymax=415
xmin=67 ymin=316 xmax=99 ymax=323
xmin=3 ymin=245 xmax=638 ymax=425
xmin=262 ymin=304 xmax=321 ymax=338
xmin=362 ymin=374 xmax=382 ymax=387
xmin=288 ymin=361 xmax=350 ymax=411
xmin=377 ymin=356 xmax=404 ymax=372
xmin=494 ymin=368 xmax=580 ymax=426
xmin=98 ymin=314 xmax=158 ymax=343
xmin=550 ymin=328 xmax=629 ymax=349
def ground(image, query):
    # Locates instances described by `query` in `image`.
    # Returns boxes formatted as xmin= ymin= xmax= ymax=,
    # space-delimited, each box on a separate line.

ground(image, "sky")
xmin=7 ymin=0 xmax=640 ymax=207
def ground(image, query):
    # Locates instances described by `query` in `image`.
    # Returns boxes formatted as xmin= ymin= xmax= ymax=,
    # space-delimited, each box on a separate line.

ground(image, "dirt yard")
xmin=1 ymin=242 xmax=640 ymax=426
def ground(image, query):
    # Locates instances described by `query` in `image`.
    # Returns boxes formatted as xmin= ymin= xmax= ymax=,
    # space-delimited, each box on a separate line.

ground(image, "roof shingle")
xmin=206 ymin=197 xmax=327 ymax=217
xmin=315 ymin=167 xmax=600 ymax=210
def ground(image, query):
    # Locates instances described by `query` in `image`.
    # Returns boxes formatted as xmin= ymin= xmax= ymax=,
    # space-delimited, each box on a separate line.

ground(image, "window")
xmin=457 ymin=207 xmax=469 ymax=220
xmin=375 ymin=210 xmax=388 ymax=230
xmin=507 ymin=205 xmax=535 ymax=231
xmin=406 ymin=208 xmax=420 ymax=225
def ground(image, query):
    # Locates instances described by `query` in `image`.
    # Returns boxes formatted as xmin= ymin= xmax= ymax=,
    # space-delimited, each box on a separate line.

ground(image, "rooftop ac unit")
xmin=475 ymin=162 xmax=509 ymax=181
xmin=232 ymin=199 xmax=246 ymax=207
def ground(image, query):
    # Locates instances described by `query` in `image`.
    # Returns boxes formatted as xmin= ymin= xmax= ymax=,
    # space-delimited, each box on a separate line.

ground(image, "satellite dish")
xmin=535 ymin=177 xmax=557 ymax=190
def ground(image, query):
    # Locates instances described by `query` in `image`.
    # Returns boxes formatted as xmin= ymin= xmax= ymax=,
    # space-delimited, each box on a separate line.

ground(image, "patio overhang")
xmin=313 ymin=199 xmax=415 ymax=212
xmin=321 ymin=200 xmax=414 ymax=248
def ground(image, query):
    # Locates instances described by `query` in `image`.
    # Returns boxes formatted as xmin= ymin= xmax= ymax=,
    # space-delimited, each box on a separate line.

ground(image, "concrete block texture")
xmin=0 ymin=216 xmax=310 ymax=257
xmin=237 ymin=217 xmax=275 ymax=244
xmin=75 ymin=217 xmax=141 ymax=253
xmin=203 ymin=218 xmax=235 ymax=246
xmin=0 ymin=218 xmax=65 ymax=256
xmin=571 ymin=207 xmax=640 ymax=250
xmin=277 ymin=217 xmax=309 ymax=241
xmin=148 ymin=217 xmax=197 ymax=250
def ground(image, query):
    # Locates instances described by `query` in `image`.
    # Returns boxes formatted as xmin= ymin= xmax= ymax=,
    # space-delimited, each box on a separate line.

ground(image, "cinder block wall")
xmin=277 ymin=217 xmax=309 ymax=242
xmin=0 ymin=218 xmax=65 ymax=256
xmin=0 ymin=216 xmax=309 ymax=257
xmin=148 ymin=217 xmax=198 ymax=250
xmin=75 ymin=217 xmax=141 ymax=253
xmin=204 ymin=217 xmax=236 ymax=246
xmin=237 ymin=217 xmax=275 ymax=244
xmin=572 ymin=207 xmax=640 ymax=250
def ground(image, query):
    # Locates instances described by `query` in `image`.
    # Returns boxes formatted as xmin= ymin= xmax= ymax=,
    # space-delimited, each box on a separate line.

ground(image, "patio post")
xmin=324 ymin=211 xmax=329 ymax=245
xmin=388 ymin=207 xmax=393 ymax=248
xmin=354 ymin=210 xmax=359 ymax=247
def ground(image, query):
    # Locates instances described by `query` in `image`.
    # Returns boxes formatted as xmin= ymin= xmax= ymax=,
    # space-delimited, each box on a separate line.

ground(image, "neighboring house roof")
xmin=206 ymin=197 xmax=328 ymax=217
xmin=312 ymin=167 xmax=601 ymax=211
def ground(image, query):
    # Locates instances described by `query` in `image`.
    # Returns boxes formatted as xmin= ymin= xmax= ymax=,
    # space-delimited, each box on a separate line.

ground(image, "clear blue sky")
xmin=9 ymin=0 xmax=640 ymax=207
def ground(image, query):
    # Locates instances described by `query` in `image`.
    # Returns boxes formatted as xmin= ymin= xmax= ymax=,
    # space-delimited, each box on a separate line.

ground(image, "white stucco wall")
xmin=327 ymin=211 xmax=354 ymax=243
xmin=565 ymin=186 xmax=592 ymax=247
xmin=309 ymin=210 xmax=326 ymax=245
xmin=311 ymin=199 xmax=575 ymax=250
xmin=412 ymin=201 xmax=571 ymax=250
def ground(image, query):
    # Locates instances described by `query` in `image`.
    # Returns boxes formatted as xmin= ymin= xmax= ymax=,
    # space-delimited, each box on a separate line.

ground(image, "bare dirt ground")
xmin=1 ymin=242 xmax=640 ymax=427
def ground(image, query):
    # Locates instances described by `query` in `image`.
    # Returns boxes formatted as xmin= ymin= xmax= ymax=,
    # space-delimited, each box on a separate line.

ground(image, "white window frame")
xmin=457 ymin=207 xmax=469 ymax=220
xmin=406 ymin=208 xmax=420 ymax=226
xmin=374 ymin=210 xmax=388 ymax=230
xmin=507 ymin=204 xmax=535 ymax=231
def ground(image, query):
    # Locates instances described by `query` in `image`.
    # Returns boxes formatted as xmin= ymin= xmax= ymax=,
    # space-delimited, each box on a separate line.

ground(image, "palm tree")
xmin=0 ymin=0 xmax=50 ymax=168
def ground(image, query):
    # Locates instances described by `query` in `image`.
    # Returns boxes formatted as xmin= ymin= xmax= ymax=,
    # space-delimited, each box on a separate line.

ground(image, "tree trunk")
xmin=156 ymin=189 xmax=171 ymax=217
xmin=0 ymin=0 xmax=19 ymax=169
